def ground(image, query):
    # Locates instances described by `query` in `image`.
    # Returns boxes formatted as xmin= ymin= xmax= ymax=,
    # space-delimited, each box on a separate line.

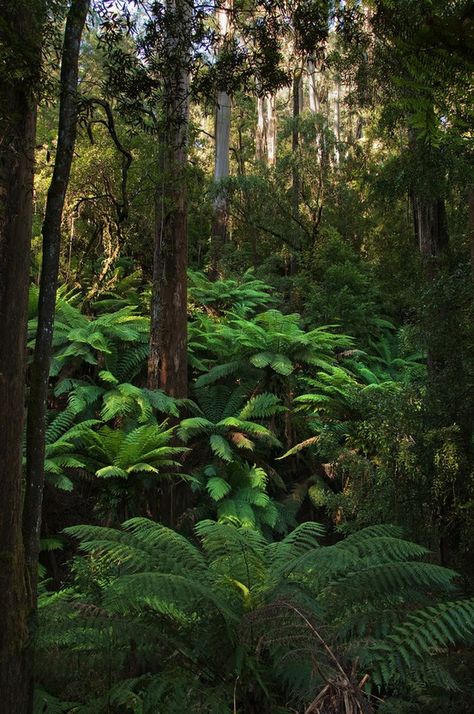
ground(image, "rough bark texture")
xmin=413 ymin=195 xmax=449 ymax=272
xmin=148 ymin=142 xmax=166 ymax=391
xmin=25 ymin=0 xmax=90 ymax=614
xmin=148 ymin=0 xmax=190 ymax=398
xmin=409 ymin=129 xmax=449 ymax=279
xmin=256 ymin=94 xmax=267 ymax=162
xmin=256 ymin=94 xmax=276 ymax=166
xmin=307 ymin=58 xmax=319 ymax=113
xmin=267 ymin=95 xmax=277 ymax=166
xmin=0 ymin=1 xmax=40 ymax=709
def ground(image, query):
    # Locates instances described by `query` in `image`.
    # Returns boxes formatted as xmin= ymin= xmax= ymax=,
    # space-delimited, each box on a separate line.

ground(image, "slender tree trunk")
xmin=290 ymin=70 xmax=303 ymax=275
xmin=24 ymin=0 xmax=90 ymax=614
xmin=148 ymin=0 xmax=191 ymax=398
xmin=255 ymin=92 xmax=276 ymax=166
xmin=210 ymin=0 xmax=232 ymax=278
xmin=413 ymin=195 xmax=449 ymax=277
xmin=210 ymin=90 xmax=231 ymax=277
xmin=267 ymin=94 xmax=277 ymax=166
xmin=468 ymin=187 xmax=474 ymax=279
xmin=328 ymin=76 xmax=341 ymax=165
xmin=148 ymin=133 xmax=166 ymax=391
xmin=307 ymin=58 xmax=319 ymax=114
xmin=409 ymin=129 xmax=452 ymax=563
xmin=0 ymin=1 xmax=41 ymax=709
xmin=256 ymin=93 xmax=267 ymax=162
xmin=292 ymin=70 xmax=302 ymax=224
xmin=308 ymin=57 xmax=326 ymax=161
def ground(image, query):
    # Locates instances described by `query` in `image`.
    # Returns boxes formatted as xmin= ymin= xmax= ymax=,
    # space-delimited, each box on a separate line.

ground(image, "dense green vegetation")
xmin=0 ymin=0 xmax=473 ymax=712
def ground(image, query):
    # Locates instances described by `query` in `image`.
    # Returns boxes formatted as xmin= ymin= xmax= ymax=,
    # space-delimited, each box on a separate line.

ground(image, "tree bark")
xmin=468 ymin=187 xmax=474 ymax=279
xmin=292 ymin=70 xmax=303 ymax=224
xmin=412 ymin=195 xmax=449 ymax=275
xmin=148 ymin=0 xmax=191 ymax=398
xmin=267 ymin=95 xmax=277 ymax=166
xmin=0 ymin=1 xmax=41 ymax=709
xmin=24 ymin=0 xmax=90 ymax=612
xmin=289 ymin=70 xmax=303 ymax=275
xmin=328 ymin=75 xmax=341 ymax=165
xmin=307 ymin=58 xmax=319 ymax=113
xmin=210 ymin=90 xmax=231 ymax=277
xmin=210 ymin=0 xmax=232 ymax=279
xmin=256 ymin=93 xmax=267 ymax=162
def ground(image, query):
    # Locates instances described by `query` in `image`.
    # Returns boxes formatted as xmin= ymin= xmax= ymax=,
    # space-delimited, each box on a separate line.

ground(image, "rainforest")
xmin=0 ymin=1 xmax=473 ymax=712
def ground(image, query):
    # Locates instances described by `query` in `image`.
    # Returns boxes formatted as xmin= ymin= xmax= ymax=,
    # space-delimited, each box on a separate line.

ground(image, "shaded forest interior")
xmin=0 ymin=1 xmax=473 ymax=712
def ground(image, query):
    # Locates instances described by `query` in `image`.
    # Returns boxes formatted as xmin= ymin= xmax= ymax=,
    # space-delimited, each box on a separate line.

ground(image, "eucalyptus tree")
xmin=210 ymin=0 xmax=233 ymax=277
xmin=148 ymin=0 xmax=193 ymax=398
xmin=0 ymin=1 xmax=44 ymax=707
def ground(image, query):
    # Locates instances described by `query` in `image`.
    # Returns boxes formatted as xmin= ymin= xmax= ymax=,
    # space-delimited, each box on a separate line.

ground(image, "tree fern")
xmin=178 ymin=385 xmax=281 ymax=464
xmin=188 ymin=269 xmax=274 ymax=316
xmin=74 ymin=422 xmax=188 ymax=517
xmin=37 ymin=520 xmax=474 ymax=712
xmin=195 ymin=462 xmax=289 ymax=533
xmin=192 ymin=309 xmax=352 ymax=390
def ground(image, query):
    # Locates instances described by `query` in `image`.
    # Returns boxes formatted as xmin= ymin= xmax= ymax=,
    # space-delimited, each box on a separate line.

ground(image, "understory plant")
xmin=36 ymin=520 xmax=474 ymax=713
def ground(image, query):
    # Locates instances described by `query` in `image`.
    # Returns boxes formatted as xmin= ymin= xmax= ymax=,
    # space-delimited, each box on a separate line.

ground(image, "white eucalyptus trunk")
xmin=266 ymin=94 xmax=276 ymax=166
xmin=256 ymin=93 xmax=276 ymax=166
xmin=307 ymin=58 xmax=319 ymax=114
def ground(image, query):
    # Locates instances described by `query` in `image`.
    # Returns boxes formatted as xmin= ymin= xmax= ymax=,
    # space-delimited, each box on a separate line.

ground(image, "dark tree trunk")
xmin=148 ymin=1 xmax=192 ymax=528
xmin=290 ymin=69 xmax=303 ymax=274
xmin=24 ymin=0 xmax=89 ymax=655
xmin=148 ymin=0 xmax=190 ymax=399
xmin=148 ymin=153 xmax=165 ymax=391
xmin=412 ymin=194 xmax=449 ymax=279
xmin=0 ymin=1 xmax=41 ymax=709
xmin=409 ymin=129 xmax=455 ymax=564
xmin=469 ymin=187 xmax=474 ymax=279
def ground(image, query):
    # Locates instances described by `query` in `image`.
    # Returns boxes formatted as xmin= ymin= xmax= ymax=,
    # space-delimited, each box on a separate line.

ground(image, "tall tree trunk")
xmin=410 ymin=129 xmax=453 ymax=564
xmin=266 ymin=94 xmax=277 ymax=166
xmin=210 ymin=90 xmax=231 ymax=277
xmin=148 ymin=0 xmax=191 ymax=398
xmin=0 ymin=1 xmax=41 ymax=709
xmin=468 ymin=187 xmax=474 ymax=279
xmin=292 ymin=70 xmax=302 ymax=223
xmin=210 ymin=0 xmax=232 ymax=278
xmin=409 ymin=130 xmax=449 ymax=285
xmin=24 ymin=0 xmax=90 ymax=623
xmin=412 ymin=195 xmax=449 ymax=278
xmin=290 ymin=70 xmax=303 ymax=275
xmin=256 ymin=90 xmax=276 ymax=167
xmin=148 ymin=132 xmax=166 ymax=392
xmin=307 ymin=57 xmax=319 ymax=113
xmin=328 ymin=76 xmax=341 ymax=165
xmin=256 ymin=93 xmax=267 ymax=162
